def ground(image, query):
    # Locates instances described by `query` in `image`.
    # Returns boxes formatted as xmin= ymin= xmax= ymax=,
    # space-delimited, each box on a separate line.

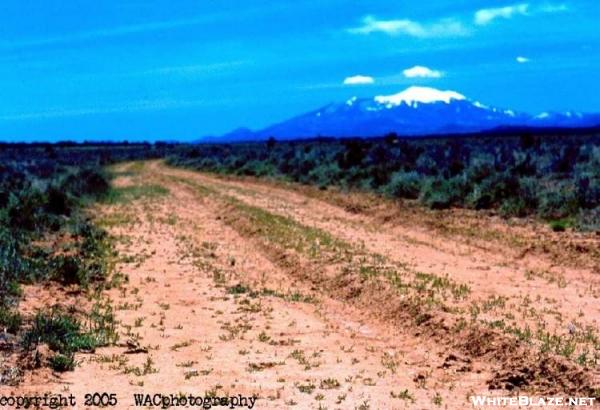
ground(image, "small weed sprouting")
xmin=258 ymin=331 xmax=271 ymax=343
xmin=87 ymin=301 xmax=119 ymax=347
xmin=171 ymin=340 xmax=192 ymax=352
xmin=296 ymin=381 xmax=316 ymax=394
xmin=227 ymin=283 xmax=250 ymax=295
xmin=391 ymin=389 xmax=415 ymax=403
xmin=124 ymin=356 xmax=158 ymax=377
xmin=184 ymin=370 xmax=199 ymax=380
xmin=176 ymin=361 xmax=197 ymax=368
xmin=320 ymin=378 xmax=341 ymax=390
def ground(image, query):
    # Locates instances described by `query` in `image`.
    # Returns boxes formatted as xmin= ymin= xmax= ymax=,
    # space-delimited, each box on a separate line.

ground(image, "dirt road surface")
xmin=7 ymin=160 xmax=599 ymax=409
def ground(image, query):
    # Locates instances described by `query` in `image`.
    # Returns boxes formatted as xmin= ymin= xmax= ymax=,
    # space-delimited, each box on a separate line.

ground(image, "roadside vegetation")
xmin=0 ymin=142 xmax=175 ymax=379
xmin=166 ymin=131 xmax=600 ymax=231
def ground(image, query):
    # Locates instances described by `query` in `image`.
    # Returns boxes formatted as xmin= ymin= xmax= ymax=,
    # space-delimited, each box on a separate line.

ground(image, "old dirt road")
xmin=12 ymin=160 xmax=599 ymax=409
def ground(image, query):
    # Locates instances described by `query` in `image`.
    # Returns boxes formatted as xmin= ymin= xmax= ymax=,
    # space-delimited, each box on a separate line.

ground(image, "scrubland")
xmin=1 ymin=134 xmax=598 ymax=409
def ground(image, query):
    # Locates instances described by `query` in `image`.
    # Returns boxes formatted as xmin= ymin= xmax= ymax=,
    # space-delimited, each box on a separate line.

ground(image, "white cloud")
xmin=0 ymin=15 xmax=229 ymax=51
xmin=475 ymin=3 xmax=529 ymax=25
xmin=0 ymin=98 xmax=227 ymax=121
xmin=402 ymin=65 xmax=443 ymax=78
xmin=343 ymin=75 xmax=375 ymax=85
xmin=0 ymin=6 xmax=284 ymax=51
xmin=539 ymin=3 xmax=569 ymax=13
xmin=349 ymin=15 xmax=468 ymax=38
xmin=474 ymin=3 xmax=568 ymax=25
xmin=135 ymin=61 xmax=247 ymax=77
xmin=516 ymin=56 xmax=530 ymax=63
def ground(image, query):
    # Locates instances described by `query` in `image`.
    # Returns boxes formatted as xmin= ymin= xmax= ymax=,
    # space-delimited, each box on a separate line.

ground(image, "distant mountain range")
xmin=201 ymin=86 xmax=600 ymax=142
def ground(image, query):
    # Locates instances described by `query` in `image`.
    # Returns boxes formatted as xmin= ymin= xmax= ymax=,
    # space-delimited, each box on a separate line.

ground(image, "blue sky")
xmin=0 ymin=0 xmax=599 ymax=141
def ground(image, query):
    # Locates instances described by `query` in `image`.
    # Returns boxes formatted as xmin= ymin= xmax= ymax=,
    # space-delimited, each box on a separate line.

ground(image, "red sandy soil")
xmin=3 ymin=160 xmax=599 ymax=409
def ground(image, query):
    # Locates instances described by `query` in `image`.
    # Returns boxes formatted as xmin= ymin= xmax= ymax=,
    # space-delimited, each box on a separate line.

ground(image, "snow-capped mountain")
xmin=208 ymin=86 xmax=600 ymax=141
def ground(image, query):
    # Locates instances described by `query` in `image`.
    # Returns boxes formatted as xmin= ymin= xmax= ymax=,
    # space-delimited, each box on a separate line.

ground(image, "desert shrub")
xmin=420 ymin=177 xmax=467 ymax=209
xmin=384 ymin=171 xmax=422 ymax=199
xmin=485 ymin=173 xmax=520 ymax=204
xmin=50 ymin=255 xmax=84 ymax=285
xmin=49 ymin=353 xmax=76 ymax=372
xmin=469 ymin=171 xmax=537 ymax=213
xmin=68 ymin=222 xmax=113 ymax=284
xmin=517 ymin=177 xmax=540 ymax=212
xmin=0 ymin=228 xmax=30 ymax=304
xmin=415 ymin=154 xmax=438 ymax=176
xmin=196 ymin=157 xmax=219 ymax=170
xmin=510 ymin=150 xmax=537 ymax=176
xmin=238 ymin=159 xmax=277 ymax=177
xmin=537 ymin=183 xmax=579 ymax=220
xmin=549 ymin=219 xmax=569 ymax=232
xmin=0 ymin=190 xmax=9 ymax=209
xmin=467 ymin=185 xmax=494 ymax=210
xmin=0 ymin=307 xmax=22 ymax=333
xmin=338 ymin=140 xmax=366 ymax=169
xmin=466 ymin=154 xmax=496 ymax=184
xmin=6 ymin=188 xmax=47 ymax=232
xmin=237 ymin=159 xmax=261 ymax=176
xmin=22 ymin=311 xmax=96 ymax=354
xmin=41 ymin=217 xmax=112 ymax=287
xmin=576 ymin=207 xmax=600 ymax=232
xmin=45 ymin=185 xmax=72 ymax=215
xmin=575 ymin=175 xmax=600 ymax=209
xmin=60 ymin=167 xmax=110 ymax=199
xmin=307 ymin=163 xmax=341 ymax=188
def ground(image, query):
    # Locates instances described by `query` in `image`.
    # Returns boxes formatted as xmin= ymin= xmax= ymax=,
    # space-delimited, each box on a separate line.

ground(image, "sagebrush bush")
xmin=576 ymin=175 xmax=600 ymax=209
xmin=577 ymin=207 xmax=600 ymax=232
xmin=466 ymin=185 xmax=493 ymax=210
xmin=22 ymin=311 xmax=96 ymax=354
xmin=384 ymin=171 xmax=422 ymax=199
xmin=466 ymin=154 xmax=496 ymax=184
xmin=500 ymin=197 xmax=529 ymax=218
xmin=549 ymin=219 xmax=569 ymax=232
xmin=307 ymin=163 xmax=341 ymax=188
xmin=49 ymin=353 xmax=76 ymax=372
xmin=420 ymin=177 xmax=468 ymax=209
xmin=0 ymin=228 xmax=30 ymax=305
xmin=45 ymin=186 xmax=72 ymax=215
xmin=415 ymin=154 xmax=438 ymax=176
xmin=537 ymin=183 xmax=579 ymax=220
xmin=60 ymin=168 xmax=110 ymax=199
xmin=51 ymin=255 xmax=83 ymax=285
xmin=6 ymin=188 xmax=47 ymax=232
xmin=0 ymin=307 xmax=22 ymax=333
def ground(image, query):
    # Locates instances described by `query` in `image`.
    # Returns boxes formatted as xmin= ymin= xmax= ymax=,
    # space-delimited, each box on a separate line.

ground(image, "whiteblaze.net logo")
xmin=470 ymin=396 xmax=596 ymax=407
